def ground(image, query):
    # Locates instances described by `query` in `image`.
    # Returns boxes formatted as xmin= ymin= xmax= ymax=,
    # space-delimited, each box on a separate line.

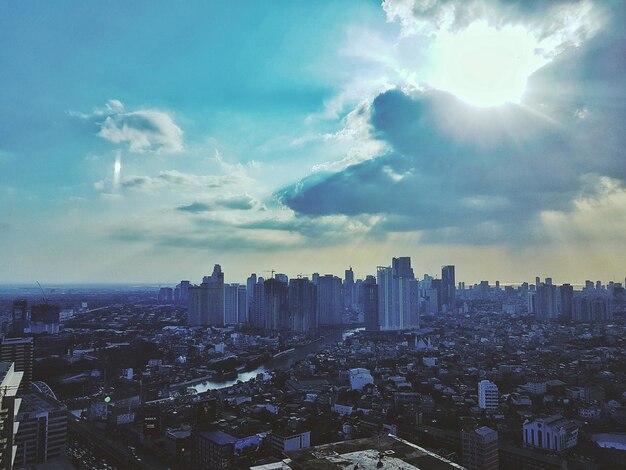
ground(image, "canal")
xmin=192 ymin=327 xmax=363 ymax=392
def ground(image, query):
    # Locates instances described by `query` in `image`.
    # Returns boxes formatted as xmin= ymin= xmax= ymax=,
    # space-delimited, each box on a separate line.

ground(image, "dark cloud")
xmin=278 ymin=16 xmax=625 ymax=246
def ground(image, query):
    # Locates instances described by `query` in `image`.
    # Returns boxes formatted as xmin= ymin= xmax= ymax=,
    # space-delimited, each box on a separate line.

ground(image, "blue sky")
xmin=1 ymin=0 xmax=624 ymax=284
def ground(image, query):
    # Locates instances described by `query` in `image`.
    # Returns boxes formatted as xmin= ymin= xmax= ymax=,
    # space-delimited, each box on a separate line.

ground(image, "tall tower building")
xmin=535 ymin=282 xmax=558 ymax=320
xmin=0 ymin=337 xmax=33 ymax=392
xmin=317 ymin=275 xmax=342 ymax=326
xmin=288 ymin=277 xmax=317 ymax=333
xmin=264 ymin=278 xmax=289 ymax=332
xmin=441 ymin=265 xmax=456 ymax=312
xmin=559 ymin=284 xmax=574 ymax=321
xmin=462 ymin=426 xmax=499 ymax=470
xmin=224 ymin=284 xmax=246 ymax=325
xmin=343 ymin=267 xmax=355 ymax=311
xmin=187 ymin=264 xmax=225 ymax=326
xmin=363 ymin=275 xmax=378 ymax=331
xmin=246 ymin=273 xmax=257 ymax=322
xmin=378 ymin=257 xmax=419 ymax=330
xmin=249 ymin=277 xmax=267 ymax=329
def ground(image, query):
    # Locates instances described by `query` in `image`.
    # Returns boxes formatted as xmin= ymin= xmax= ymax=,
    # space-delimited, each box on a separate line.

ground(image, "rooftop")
xmin=286 ymin=435 xmax=466 ymax=469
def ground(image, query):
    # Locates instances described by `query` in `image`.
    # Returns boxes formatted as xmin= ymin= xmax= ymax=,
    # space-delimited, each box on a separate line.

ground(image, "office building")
xmin=0 ymin=362 xmax=23 ymax=469
xmin=14 ymin=392 xmax=67 ymax=467
xmin=0 ymin=337 xmax=33 ymax=392
xmin=29 ymin=303 xmax=60 ymax=335
xmin=478 ymin=380 xmax=499 ymax=410
xmin=523 ymin=415 xmax=578 ymax=452
xmin=462 ymin=426 xmax=499 ymax=470
xmin=194 ymin=429 xmax=236 ymax=469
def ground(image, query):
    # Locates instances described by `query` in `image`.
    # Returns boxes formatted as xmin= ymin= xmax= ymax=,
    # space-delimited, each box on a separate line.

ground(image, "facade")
xmin=270 ymin=430 xmax=310 ymax=456
xmin=377 ymin=257 xmax=419 ymax=330
xmin=288 ymin=277 xmax=317 ymax=333
xmin=0 ymin=337 xmax=33 ymax=392
xmin=224 ymin=284 xmax=247 ymax=325
xmin=11 ymin=300 xmax=27 ymax=335
xmin=0 ymin=362 xmax=23 ymax=470
xmin=363 ymin=275 xmax=378 ymax=331
xmin=264 ymin=278 xmax=289 ymax=332
xmin=187 ymin=264 xmax=225 ymax=326
xmin=523 ymin=415 xmax=578 ymax=452
xmin=441 ymin=265 xmax=456 ymax=312
xmin=194 ymin=430 xmax=236 ymax=470
xmin=348 ymin=368 xmax=374 ymax=391
xmin=535 ymin=282 xmax=558 ymax=320
xmin=14 ymin=392 xmax=67 ymax=467
xmin=317 ymin=275 xmax=342 ymax=326
xmin=559 ymin=284 xmax=574 ymax=320
xmin=478 ymin=380 xmax=499 ymax=410
xmin=249 ymin=278 xmax=267 ymax=329
xmin=462 ymin=426 xmax=499 ymax=470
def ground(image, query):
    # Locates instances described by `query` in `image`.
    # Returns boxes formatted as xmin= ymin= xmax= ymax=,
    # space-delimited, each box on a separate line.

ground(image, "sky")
xmin=0 ymin=0 xmax=624 ymax=285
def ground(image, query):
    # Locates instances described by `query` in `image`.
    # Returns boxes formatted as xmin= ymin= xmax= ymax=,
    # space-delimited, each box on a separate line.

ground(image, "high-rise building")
xmin=14 ymin=392 xmax=68 ymax=467
xmin=559 ymin=284 xmax=574 ymax=321
xmin=264 ymin=278 xmax=289 ymax=332
xmin=535 ymin=282 xmax=558 ymax=320
xmin=462 ymin=426 xmax=499 ymax=470
xmin=317 ymin=275 xmax=342 ymax=326
xmin=187 ymin=265 xmax=225 ymax=326
xmin=175 ymin=280 xmax=190 ymax=303
xmin=441 ymin=265 xmax=456 ymax=312
xmin=11 ymin=300 xmax=27 ymax=335
xmin=0 ymin=337 xmax=33 ymax=392
xmin=0 ymin=362 xmax=23 ymax=469
xmin=224 ymin=284 xmax=246 ymax=325
xmin=288 ymin=277 xmax=316 ymax=333
xmin=249 ymin=277 xmax=266 ymax=329
xmin=246 ymin=273 xmax=257 ymax=321
xmin=478 ymin=380 xmax=499 ymax=410
xmin=363 ymin=275 xmax=378 ymax=331
xmin=343 ymin=267 xmax=355 ymax=311
xmin=377 ymin=257 xmax=419 ymax=330
xmin=30 ymin=304 xmax=60 ymax=334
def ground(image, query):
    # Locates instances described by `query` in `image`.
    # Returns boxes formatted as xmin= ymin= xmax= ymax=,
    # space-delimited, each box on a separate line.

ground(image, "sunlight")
xmin=430 ymin=21 xmax=548 ymax=107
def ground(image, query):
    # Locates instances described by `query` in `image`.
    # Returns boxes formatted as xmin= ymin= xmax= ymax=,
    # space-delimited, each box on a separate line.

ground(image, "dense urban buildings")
xmin=0 ymin=263 xmax=624 ymax=469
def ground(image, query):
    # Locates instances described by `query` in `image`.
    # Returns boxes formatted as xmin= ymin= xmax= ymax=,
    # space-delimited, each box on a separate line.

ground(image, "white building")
xmin=523 ymin=415 xmax=578 ymax=452
xmin=478 ymin=380 xmax=499 ymax=410
xmin=348 ymin=368 xmax=373 ymax=391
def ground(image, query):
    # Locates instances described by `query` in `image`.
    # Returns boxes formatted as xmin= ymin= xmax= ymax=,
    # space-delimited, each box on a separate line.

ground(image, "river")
xmin=192 ymin=327 xmax=363 ymax=392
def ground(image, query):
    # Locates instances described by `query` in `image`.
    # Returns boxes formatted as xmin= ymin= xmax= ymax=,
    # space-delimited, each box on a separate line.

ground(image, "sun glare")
xmin=430 ymin=22 xmax=548 ymax=107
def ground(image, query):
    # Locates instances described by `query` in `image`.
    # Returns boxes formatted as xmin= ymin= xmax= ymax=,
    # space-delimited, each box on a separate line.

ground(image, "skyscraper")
xmin=559 ymin=284 xmax=574 ymax=321
xmin=264 ymin=278 xmax=289 ymax=332
xmin=363 ymin=275 xmax=378 ymax=331
xmin=378 ymin=257 xmax=419 ymax=330
xmin=246 ymin=273 xmax=257 ymax=321
xmin=441 ymin=265 xmax=456 ymax=312
xmin=224 ymin=284 xmax=246 ymax=325
xmin=288 ymin=277 xmax=317 ymax=333
xmin=317 ymin=275 xmax=342 ymax=326
xmin=0 ymin=362 xmax=23 ymax=469
xmin=187 ymin=264 xmax=225 ymax=326
xmin=343 ymin=267 xmax=355 ymax=311
xmin=535 ymin=282 xmax=558 ymax=320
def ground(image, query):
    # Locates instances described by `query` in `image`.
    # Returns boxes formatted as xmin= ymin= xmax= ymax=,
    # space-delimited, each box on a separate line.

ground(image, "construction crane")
xmin=261 ymin=270 xmax=276 ymax=279
xmin=36 ymin=281 xmax=49 ymax=304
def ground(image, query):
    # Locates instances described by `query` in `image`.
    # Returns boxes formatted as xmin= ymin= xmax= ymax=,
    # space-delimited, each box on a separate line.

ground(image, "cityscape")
xmin=1 ymin=0 xmax=625 ymax=469
xmin=0 ymin=258 xmax=625 ymax=469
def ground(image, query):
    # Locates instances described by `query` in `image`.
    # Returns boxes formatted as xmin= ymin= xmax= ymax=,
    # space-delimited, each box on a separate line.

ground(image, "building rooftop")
xmin=16 ymin=392 xmax=66 ymax=416
xmin=286 ymin=435 xmax=466 ymax=469
xmin=198 ymin=429 xmax=237 ymax=446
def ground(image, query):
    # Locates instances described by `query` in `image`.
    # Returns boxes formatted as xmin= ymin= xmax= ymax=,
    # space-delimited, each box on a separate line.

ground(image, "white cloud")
xmin=73 ymin=100 xmax=184 ymax=153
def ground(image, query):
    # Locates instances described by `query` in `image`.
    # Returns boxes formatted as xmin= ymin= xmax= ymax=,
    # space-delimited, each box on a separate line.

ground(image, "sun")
xmin=429 ymin=21 xmax=548 ymax=107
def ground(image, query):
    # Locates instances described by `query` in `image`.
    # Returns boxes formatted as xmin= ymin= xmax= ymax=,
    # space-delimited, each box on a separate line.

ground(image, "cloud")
xmin=177 ymin=195 xmax=259 ymax=213
xmin=95 ymin=170 xmax=243 ymax=193
xmin=73 ymin=100 xmax=184 ymax=153
xmin=382 ymin=0 xmax=604 ymax=56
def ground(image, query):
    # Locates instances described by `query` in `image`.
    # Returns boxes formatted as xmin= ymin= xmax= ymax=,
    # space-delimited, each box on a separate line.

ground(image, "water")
xmin=192 ymin=327 xmax=363 ymax=392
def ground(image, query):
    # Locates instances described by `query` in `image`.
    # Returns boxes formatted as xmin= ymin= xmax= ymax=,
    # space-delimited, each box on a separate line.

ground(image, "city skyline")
xmin=1 ymin=1 xmax=625 ymax=284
